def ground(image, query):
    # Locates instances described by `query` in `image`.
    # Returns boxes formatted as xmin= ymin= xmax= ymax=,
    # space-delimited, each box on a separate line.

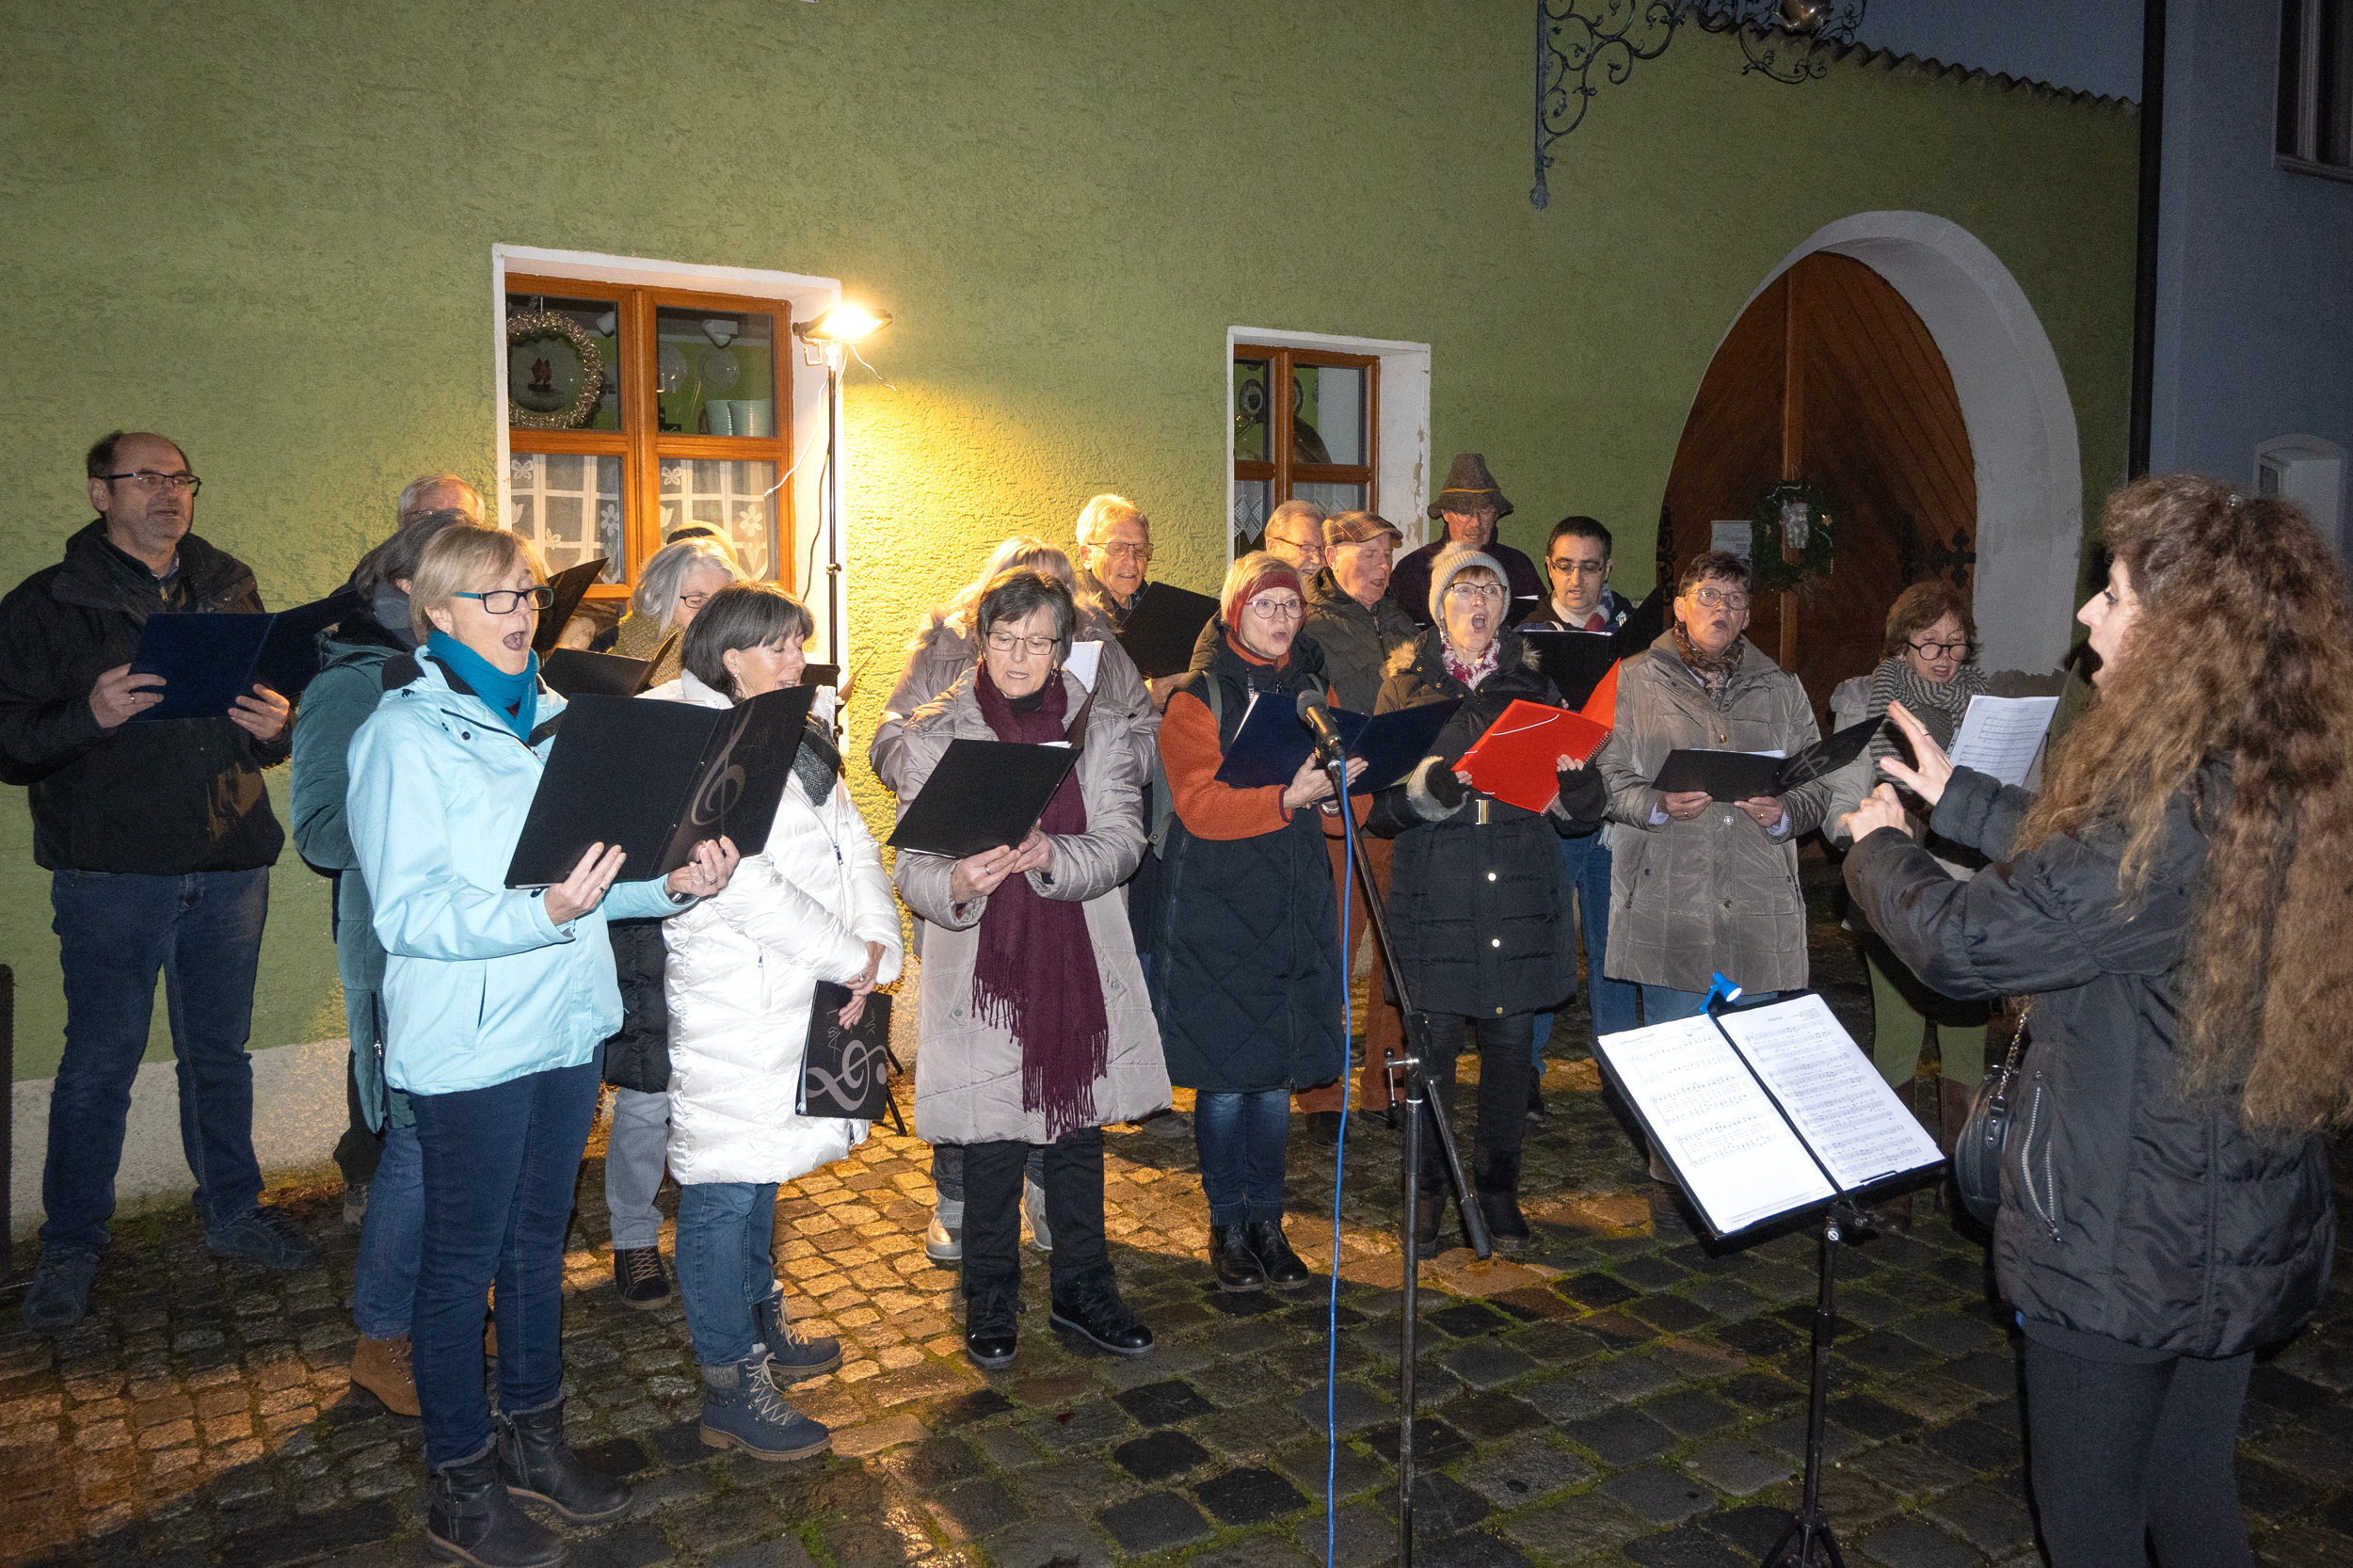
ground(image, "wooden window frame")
xmin=506 ymin=273 xmax=797 ymax=600
xmin=1233 ymin=343 xmax=1381 ymax=517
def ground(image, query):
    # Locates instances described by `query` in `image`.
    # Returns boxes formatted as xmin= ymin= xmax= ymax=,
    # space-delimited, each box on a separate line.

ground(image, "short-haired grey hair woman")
xmin=974 ymin=568 xmax=1075 ymax=665
xmin=683 ymin=584 xmax=817 ymax=698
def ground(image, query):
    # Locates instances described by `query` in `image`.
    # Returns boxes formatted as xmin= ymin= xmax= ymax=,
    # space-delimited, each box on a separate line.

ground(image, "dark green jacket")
xmin=1303 ymin=568 xmax=1420 ymax=713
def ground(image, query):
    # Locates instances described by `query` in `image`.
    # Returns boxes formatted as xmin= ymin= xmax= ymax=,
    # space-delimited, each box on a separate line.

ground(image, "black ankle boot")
xmin=1411 ymin=1183 xmax=1447 ymax=1259
xmin=498 ymin=1398 xmax=630 ymax=1524
xmin=1473 ymin=1148 xmax=1531 ymax=1250
xmin=964 ymin=1288 xmax=1019 ymax=1369
xmin=1243 ymin=1220 xmax=1312 ymax=1287
xmin=1209 ymin=1224 xmax=1267 ymax=1292
xmin=429 ymin=1440 xmax=565 ymax=1568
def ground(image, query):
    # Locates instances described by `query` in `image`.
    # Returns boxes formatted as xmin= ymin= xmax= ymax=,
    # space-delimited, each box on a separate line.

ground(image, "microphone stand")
xmin=1318 ymin=743 xmax=1488 ymax=1568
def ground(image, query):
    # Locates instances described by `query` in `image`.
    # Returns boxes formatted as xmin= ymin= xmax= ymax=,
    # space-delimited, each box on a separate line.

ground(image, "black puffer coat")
xmin=601 ymin=920 xmax=671 ymax=1093
xmin=1147 ymin=634 xmax=1347 ymax=1094
xmin=1846 ymin=765 xmax=2335 ymax=1358
xmin=1366 ymin=628 xmax=1593 ymax=1018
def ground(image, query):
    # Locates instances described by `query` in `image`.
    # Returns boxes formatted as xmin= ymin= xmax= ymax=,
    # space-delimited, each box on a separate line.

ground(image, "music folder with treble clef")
xmin=1593 ymin=993 xmax=1945 ymax=1240
xmin=800 ymin=983 xmax=896 ymax=1122
xmin=503 ymin=685 xmax=815 ymax=888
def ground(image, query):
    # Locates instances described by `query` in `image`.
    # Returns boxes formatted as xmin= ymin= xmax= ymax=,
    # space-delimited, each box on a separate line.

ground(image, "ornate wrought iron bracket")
xmin=1532 ymin=0 xmax=1866 ymax=209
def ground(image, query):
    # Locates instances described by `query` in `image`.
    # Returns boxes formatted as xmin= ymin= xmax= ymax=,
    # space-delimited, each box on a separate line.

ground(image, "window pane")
xmin=1234 ymin=359 xmax=1272 ymax=462
xmin=1292 ymin=480 xmax=1367 ymax=516
xmin=1233 ymin=478 xmax=1271 ymax=554
xmin=505 ymin=294 xmax=620 ymax=431
xmin=2321 ymin=0 xmax=2352 ymax=165
xmin=1293 ymin=363 xmax=1365 ymax=466
xmin=662 ymin=458 xmax=779 ymax=580
xmin=508 ymin=453 xmax=623 ymax=581
xmin=656 ymin=307 xmax=777 ymax=437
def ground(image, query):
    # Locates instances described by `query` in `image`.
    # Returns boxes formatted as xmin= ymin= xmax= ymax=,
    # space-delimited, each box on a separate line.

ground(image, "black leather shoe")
xmin=1411 ymin=1188 xmax=1447 ymax=1259
xmin=1526 ymin=1080 xmax=1546 ymax=1121
xmin=612 ymin=1245 xmax=669 ymax=1309
xmin=1244 ymin=1220 xmax=1313 ymax=1287
xmin=1209 ymin=1224 xmax=1266 ymax=1292
xmin=429 ymin=1440 xmax=565 ymax=1568
xmin=1301 ymin=1111 xmax=1342 ymax=1145
xmin=965 ymin=1294 xmax=1018 ymax=1369
xmin=1478 ymin=1191 xmax=1532 ymax=1251
xmin=1049 ymin=1288 xmax=1154 ymax=1356
xmin=498 ymin=1398 xmax=630 ymax=1523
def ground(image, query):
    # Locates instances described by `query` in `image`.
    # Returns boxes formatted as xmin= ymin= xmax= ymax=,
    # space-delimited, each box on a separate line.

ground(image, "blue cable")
xmin=1326 ymin=794 xmax=1354 ymax=1567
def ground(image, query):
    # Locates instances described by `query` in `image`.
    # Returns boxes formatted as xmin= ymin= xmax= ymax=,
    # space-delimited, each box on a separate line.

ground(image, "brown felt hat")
xmin=1429 ymin=453 xmax=1513 ymax=521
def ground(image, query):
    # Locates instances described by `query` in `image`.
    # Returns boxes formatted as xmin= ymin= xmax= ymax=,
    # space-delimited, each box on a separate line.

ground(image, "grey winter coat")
xmin=1846 ymin=766 xmax=2334 ymax=1357
xmin=890 ymin=666 xmax=1171 ymax=1143
xmin=1596 ymin=633 xmax=1829 ymax=994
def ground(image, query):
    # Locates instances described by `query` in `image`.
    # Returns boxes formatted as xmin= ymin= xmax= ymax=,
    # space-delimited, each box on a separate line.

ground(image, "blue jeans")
xmin=352 ymin=1124 xmax=424 ymax=1338
xmin=409 ymin=1060 xmax=601 ymax=1467
xmin=1637 ymin=984 xmax=1711 ymax=1025
xmin=1193 ymin=1089 xmax=1289 ymax=1226
xmin=42 ymin=868 xmax=270 ymax=1256
xmin=1532 ymin=832 xmax=1639 ymax=1064
xmin=675 ymin=1181 xmax=785 ymax=1367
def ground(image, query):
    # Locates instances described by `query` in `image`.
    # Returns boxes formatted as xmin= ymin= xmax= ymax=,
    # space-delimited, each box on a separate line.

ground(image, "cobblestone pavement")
xmin=9 ymin=851 xmax=2353 ymax=1568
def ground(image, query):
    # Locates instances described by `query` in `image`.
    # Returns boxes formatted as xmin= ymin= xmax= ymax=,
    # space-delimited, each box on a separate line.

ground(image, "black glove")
xmin=1423 ymin=762 xmax=1468 ymax=813
xmin=1556 ymin=762 xmax=1608 ymax=826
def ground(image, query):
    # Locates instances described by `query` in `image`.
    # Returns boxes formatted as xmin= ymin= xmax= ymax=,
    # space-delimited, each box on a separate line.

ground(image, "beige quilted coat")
xmin=889 ymin=667 xmax=1171 ymax=1144
xmin=1595 ymin=633 xmax=1830 ymax=994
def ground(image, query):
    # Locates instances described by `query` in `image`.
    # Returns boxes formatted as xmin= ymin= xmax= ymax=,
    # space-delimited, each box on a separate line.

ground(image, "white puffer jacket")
xmin=651 ymin=672 xmax=905 ymax=1186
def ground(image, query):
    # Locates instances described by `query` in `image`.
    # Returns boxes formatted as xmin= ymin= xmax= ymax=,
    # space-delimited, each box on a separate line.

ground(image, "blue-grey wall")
xmin=1855 ymin=0 xmax=2145 ymax=100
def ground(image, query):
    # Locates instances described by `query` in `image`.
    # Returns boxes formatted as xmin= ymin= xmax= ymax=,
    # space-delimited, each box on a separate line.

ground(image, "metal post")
xmin=0 ymin=964 xmax=11 ymax=1280
xmin=1765 ymin=1204 xmax=1851 ymax=1567
xmin=2127 ymin=0 xmax=2166 ymax=479
xmin=824 ymin=359 xmax=845 ymax=666
xmin=1398 ymin=1067 xmax=1424 ymax=1568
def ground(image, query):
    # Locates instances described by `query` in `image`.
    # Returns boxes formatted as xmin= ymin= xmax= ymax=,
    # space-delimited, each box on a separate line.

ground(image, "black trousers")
xmin=1410 ymin=1012 xmax=1533 ymax=1187
xmin=961 ymin=1128 xmax=1112 ymax=1307
xmin=2023 ymin=1334 xmax=2254 ymax=1567
xmin=334 ymin=1048 xmax=384 ymax=1188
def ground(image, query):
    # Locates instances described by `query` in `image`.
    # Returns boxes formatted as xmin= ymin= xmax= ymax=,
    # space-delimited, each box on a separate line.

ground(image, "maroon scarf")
xmin=968 ymin=664 xmax=1108 ymax=1139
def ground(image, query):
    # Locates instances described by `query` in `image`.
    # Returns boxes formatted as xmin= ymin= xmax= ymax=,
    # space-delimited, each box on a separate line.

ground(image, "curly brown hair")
xmin=1881 ymin=580 xmax=1977 ymax=660
xmin=2014 ymin=474 xmax=2353 ymax=1133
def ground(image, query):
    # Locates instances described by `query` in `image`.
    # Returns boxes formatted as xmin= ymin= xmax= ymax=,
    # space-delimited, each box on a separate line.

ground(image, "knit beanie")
xmin=1427 ymin=543 xmax=1508 ymax=627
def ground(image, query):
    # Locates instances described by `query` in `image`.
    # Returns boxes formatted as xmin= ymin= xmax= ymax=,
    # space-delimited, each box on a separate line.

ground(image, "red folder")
xmin=1456 ymin=664 xmax=1618 ymax=813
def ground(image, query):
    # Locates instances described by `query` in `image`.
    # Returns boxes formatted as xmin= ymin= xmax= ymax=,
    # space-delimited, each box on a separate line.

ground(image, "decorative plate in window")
xmin=507 ymin=312 xmax=605 ymax=430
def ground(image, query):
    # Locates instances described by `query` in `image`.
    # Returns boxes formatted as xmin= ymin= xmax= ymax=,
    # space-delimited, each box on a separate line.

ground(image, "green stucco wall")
xmin=0 ymin=2 xmax=2137 ymax=1078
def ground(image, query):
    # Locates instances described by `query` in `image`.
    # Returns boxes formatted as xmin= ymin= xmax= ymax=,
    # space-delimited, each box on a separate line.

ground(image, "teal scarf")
xmin=425 ymin=630 xmax=540 ymax=742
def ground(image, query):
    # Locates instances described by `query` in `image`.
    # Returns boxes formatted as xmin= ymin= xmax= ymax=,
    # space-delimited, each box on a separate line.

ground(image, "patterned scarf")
xmin=1671 ymin=622 xmax=1745 ymax=697
xmin=968 ymin=665 xmax=1108 ymax=1140
xmin=790 ymin=716 xmax=842 ymax=805
xmin=1866 ymin=655 xmax=1989 ymax=769
xmin=1442 ymin=635 xmax=1501 ymax=691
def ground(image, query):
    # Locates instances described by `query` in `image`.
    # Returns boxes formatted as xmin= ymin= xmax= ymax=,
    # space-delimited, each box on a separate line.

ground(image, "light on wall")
xmin=792 ymin=302 xmax=894 ymax=668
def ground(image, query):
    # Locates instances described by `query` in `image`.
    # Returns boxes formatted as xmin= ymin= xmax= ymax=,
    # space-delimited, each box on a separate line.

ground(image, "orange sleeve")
xmin=1160 ymin=689 xmax=1294 ymax=840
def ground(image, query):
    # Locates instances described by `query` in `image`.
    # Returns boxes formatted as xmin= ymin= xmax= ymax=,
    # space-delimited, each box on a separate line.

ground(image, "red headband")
xmin=1225 ymin=560 xmax=1305 ymax=631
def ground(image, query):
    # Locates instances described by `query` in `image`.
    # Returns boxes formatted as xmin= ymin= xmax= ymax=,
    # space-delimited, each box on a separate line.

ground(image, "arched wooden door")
xmin=1657 ymin=252 xmax=1977 ymax=724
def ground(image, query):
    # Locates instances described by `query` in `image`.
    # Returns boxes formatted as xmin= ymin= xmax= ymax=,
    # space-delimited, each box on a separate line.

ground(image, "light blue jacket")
xmin=346 ymin=656 xmax=680 ymax=1096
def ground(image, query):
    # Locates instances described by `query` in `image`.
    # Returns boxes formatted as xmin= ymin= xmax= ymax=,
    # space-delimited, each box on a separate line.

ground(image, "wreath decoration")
xmin=1750 ymin=479 xmax=1837 ymax=594
xmin=506 ymin=311 xmax=605 ymax=431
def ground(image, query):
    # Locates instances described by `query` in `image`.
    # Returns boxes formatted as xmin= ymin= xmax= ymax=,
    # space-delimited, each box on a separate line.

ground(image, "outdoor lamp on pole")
xmin=792 ymin=302 xmax=893 ymax=667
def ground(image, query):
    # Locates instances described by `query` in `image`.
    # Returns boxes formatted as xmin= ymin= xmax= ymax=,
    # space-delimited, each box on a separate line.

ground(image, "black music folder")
xmin=504 ymin=685 xmax=813 ymax=888
xmin=1518 ymin=629 xmax=1621 ymax=711
xmin=1594 ymin=992 xmax=1944 ymax=1240
xmin=539 ymin=648 xmax=660 ymax=699
xmin=532 ymin=557 xmax=611 ymax=654
xmin=1211 ymin=695 xmax=1462 ymax=794
xmin=128 ymin=588 xmax=361 ymax=721
xmin=1114 ymin=582 xmax=1222 ymax=680
xmin=799 ymin=984 xmax=896 ymax=1120
xmin=888 ymin=740 xmax=1081 ymax=859
xmin=1651 ymin=715 xmax=1882 ymax=802
xmin=1613 ymin=584 xmax=1668 ymax=658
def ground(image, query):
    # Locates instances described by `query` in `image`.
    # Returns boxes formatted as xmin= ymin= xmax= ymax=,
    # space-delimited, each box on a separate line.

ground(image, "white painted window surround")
xmin=1225 ymin=328 xmax=1433 ymax=558
xmin=488 ymin=245 xmax=849 ymax=659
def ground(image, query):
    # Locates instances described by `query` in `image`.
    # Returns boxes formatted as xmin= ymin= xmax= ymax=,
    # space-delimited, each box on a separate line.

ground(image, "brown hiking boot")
xmin=351 ymin=1332 xmax=420 ymax=1416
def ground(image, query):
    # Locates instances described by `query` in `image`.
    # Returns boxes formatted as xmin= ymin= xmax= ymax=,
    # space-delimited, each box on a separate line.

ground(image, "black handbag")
xmin=1955 ymin=1011 xmax=2030 ymax=1225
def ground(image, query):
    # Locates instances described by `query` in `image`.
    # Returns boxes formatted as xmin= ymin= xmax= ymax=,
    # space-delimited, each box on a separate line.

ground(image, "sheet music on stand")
xmin=1945 ymin=695 xmax=2058 ymax=788
xmin=1594 ymin=994 xmax=1943 ymax=1240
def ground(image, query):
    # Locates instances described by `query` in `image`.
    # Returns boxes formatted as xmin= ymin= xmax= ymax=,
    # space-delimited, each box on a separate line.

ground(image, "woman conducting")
xmin=651 ymin=583 xmax=903 ymax=1461
xmin=1148 ymin=552 xmax=1362 ymax=1291
xmin=348 ymin=524 xmax=739 ymax=1568
xmin=892 ymin=568 xmax=1170 ymax=1369
xmin=1824 ymin=581 xmax=1994 ymax=1213
xmin=1369 ymin=544 xmax=1603 ymax=1256
xmin=1842 ymin=476 xmax=2349 ymax=1568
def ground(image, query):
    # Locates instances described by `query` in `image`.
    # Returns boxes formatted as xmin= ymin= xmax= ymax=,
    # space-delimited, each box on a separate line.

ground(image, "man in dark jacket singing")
xmin=0 ymin=431 xmax=314 ymax=1332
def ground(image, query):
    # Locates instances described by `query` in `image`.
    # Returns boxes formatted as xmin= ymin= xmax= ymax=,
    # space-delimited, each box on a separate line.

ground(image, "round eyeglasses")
xmin=1244 ymin=597 xmax=1305 ymax=619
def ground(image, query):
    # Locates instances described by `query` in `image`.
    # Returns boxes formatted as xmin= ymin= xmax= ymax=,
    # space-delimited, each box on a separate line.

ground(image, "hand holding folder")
xmin=1455 ymin=664 xmax=1620 ymax=813
xmin=125 ymin=587 xmax=360 ymax=723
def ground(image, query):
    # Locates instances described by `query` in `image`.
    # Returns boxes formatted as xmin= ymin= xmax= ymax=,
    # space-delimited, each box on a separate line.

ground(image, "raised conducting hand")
xmin=665 ymin=836 xmax=740 ymax=901
xmin=1879 ymin=700 xmax=1955 ymax=807
xmin=950 ymin=844 xmax=1018 ymax=904
xmin=838 ymin=939 xmax=887 ymax=1028
xmin=546 ymin=841 xmax=628 ymax=925
xmin=1735 ymin=794 xmax=1786 ymax=833
xmin=229 ymin=682 xmax=292 ymax=742
xmin=89 ymin=664 xmax=165 ymax=728
xmin=1659 ymin=789 xmax=1712 ymax=822
xmin=1840 ymin=782 xmax=1915 ymax=843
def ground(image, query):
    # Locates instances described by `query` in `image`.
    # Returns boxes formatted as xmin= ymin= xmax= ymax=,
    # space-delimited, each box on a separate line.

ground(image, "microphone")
xmin=1296 ymin=690 xmax=1348 ymax=767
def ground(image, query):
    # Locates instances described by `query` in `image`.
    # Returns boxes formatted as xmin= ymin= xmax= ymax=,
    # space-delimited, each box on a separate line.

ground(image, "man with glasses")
xmin=1532 ymin=516 xmax=1630 ymax=634
xmin=1596 ymin=551 xmax=1831 ymax=1142
xmin=0 ymin=431 xmax=314 ymax=1331
xmin=1388 ymin=454 xmax=1545 ymax=628
xmin=1073 ymin=494 xmax=1154 ymax=630
xmin=1259 ymin=499 xmax=1327 ymax=579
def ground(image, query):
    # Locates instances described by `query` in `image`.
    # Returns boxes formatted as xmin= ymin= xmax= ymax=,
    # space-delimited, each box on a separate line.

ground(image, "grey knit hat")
xmin=1427 ymin=542 xmax=1508 ymax=627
